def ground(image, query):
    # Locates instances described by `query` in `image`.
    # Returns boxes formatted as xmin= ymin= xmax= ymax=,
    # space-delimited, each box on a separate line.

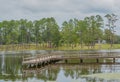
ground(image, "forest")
xmin=0 ymin=14 xmax=120 ymax=49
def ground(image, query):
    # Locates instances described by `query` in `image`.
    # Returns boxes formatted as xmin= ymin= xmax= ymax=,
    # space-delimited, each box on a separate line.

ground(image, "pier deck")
xmin=22 ymin=54 xmax=120 ymax=68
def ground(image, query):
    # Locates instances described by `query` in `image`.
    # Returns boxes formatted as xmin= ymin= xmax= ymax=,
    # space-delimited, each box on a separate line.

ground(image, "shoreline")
xmin=0 ymin=49 xmax=120 ymax=55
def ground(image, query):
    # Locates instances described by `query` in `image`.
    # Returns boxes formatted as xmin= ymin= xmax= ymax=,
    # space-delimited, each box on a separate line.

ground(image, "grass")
xmin=57 ymin=44 xmax=120 ymax=50
xmin=0 ymin=43 xmax=120 ymax=51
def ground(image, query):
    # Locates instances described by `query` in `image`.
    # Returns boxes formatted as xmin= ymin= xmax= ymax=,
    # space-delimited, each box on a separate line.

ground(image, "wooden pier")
xmin=22 ymin=54 xmax=120 ymax=68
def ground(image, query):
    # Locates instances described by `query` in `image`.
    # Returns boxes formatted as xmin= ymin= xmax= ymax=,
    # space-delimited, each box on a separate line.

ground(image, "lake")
xmin=0 ymin=50 xmax=120 ymax=82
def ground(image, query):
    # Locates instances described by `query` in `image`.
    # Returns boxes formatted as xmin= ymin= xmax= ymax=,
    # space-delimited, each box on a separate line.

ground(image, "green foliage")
xmin=0 ymin=14 xmax=119 ymax=50
xmin=105 ymin=14 xmax=118 ymax=47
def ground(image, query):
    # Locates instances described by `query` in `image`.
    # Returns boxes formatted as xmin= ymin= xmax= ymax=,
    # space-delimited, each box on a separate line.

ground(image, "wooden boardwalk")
xmin=23 ymin=55 xmax=62 ymax=65
xmin=22 ymin=54 xmax=120 ymax=68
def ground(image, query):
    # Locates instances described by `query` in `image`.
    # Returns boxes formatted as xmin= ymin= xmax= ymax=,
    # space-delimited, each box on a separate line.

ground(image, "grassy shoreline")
xmin=0 ymin=44 xmax=120 ymax=51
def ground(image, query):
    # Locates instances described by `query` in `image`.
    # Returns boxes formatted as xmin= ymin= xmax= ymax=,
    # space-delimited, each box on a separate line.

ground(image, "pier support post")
xmin=80 ymin=59 xmax=83 ymax=63
xmin=38 ymin=63 xmax=41 ymax=68
xmin=36 ymin=63 xmax=38 ymax=68
xmin=96 ymin=58 xmax=99 ymax=63
xmin=65 ymin=59 xmax=68 ymax=63
xmin=42 ymin=62 xmax=45 ymax=67
xmin=49 ymin=60 xmax=52 ymax=64
xmin=53 ymin=60 xmax=55 ymax=64
xmin=113 ymin=58 xmax=115 ymax=63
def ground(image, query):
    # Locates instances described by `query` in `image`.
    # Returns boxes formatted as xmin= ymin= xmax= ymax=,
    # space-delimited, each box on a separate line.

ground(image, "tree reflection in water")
xmin=0 ymin=54 xmax=120 ymax=82
xmin=0 ymin=54 xmax=23 ymax=81
xmin=23 ymin=65 xmax=61 ymax=81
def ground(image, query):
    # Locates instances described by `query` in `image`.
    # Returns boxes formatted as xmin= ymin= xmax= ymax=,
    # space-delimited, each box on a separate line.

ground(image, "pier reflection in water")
xmin=22 ymin=64 xmax=120 ymax=81
xmin=1 ymin=50 xmax=120 ymax=82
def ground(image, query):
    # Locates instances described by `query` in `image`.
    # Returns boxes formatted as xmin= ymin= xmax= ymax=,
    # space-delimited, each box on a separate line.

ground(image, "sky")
xmin=0 ymin=0 xmax=120 ymax=35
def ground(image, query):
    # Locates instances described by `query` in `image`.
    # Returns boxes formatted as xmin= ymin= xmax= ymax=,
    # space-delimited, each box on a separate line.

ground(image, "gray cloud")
xmin=0 ymin=0 xmax=120 ymax=34
xmin=0 ymin=0 xmax=116 ymax=18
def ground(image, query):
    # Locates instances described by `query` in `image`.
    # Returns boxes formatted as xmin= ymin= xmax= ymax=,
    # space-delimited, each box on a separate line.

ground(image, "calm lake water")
xmin=0 ymin=50 xmax=120 ymax=82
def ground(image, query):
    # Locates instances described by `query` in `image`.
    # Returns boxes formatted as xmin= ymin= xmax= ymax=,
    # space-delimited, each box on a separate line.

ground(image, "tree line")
xmin=0 ymin=14 xmax=120 ymax=48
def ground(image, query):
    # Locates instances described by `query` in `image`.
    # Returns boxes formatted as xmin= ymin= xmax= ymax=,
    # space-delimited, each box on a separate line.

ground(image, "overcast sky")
xmin=0 ymin=0 xmax=120 ymax=35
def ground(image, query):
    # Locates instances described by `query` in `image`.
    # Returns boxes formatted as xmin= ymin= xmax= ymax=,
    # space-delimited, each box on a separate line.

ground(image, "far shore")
xmin=0 ymin=48 xmax=120 ymax=55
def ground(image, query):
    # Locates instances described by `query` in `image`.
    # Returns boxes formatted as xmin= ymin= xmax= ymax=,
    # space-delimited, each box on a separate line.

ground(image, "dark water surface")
xmin=0 ymin=50 xmax=120 ymax=82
